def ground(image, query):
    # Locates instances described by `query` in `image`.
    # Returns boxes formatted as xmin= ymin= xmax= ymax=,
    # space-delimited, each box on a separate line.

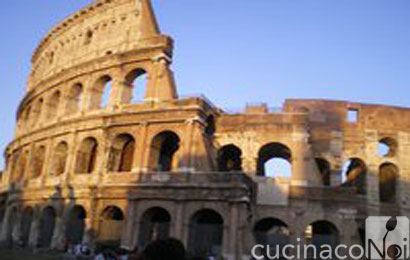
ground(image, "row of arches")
xmin=217 ymin=142 xmax=292 ymax=177
xmin=217 ymin=137 xmax=399 ymax=175
xmin=20 ymin=68 xmax=148 ymax=131
xmin=3 ymin=205 xmax=224 ymax=258
xmin=9 ymin=131 xmax=181 ymax=183
xmin=217 ymin=142 xmax=398 ymax=203
xmin=6 ymin=205 xmax=107 ymax=249
xmin=254 ymin=218 xmax=340 ymax=259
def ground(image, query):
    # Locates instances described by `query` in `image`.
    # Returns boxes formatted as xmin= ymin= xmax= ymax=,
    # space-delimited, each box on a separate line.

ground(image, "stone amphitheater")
xmin=0 ymin=0 xmax=409 ymax=259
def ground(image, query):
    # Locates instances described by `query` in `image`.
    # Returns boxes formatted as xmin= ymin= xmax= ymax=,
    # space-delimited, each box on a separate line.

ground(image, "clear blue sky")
xmin=1 ymin=0 xmax=409 ymax=168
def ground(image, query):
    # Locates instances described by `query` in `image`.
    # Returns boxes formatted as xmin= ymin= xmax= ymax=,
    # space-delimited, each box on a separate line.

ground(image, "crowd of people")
xmin=63 ymin=238 xmax=219 ymax=260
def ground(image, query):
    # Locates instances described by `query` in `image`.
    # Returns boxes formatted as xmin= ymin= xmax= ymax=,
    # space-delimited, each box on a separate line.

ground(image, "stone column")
xmin=227 ymin=204 xmax=239 ymax=258
xmin=58 ymin=83 xmax=70 ymax=118
xmin=186 ymin=121 xmax=205 ymax=172
xmin=397 ymin=132 xmax=410 ymax=211
xmin=110 ymin=69 xmax=129 ymax=107
xmin=0 ymin=206 xmax=13 ymax=247
xmin=52 ymin=206 xmax=69 ymax=250
xmin=12 ymin=210 xmax=23 ymax=248
xmin=145 ymin=54 xmax=178 ymax=102
xmin=291 ymin=130 xmax=311 ymax=186
xmin=182 ymin=118 xmax=196 ymax=171
xmin=364 ymin=130 xmax=380 ymax=205
xmin=3 ymin=152 xmax=13 ymax=187
xmin=242 ymin=156 xmax=257 ymax=175
xmin=173 ymin=203 xmax=185 ymax=244
xmin=81 ymin=218 xmax=93 ymax=245
xmin=122 ymin=200 xmax=137 ymax=250
xmin=40 ymin=138 xmax=53 ymax=187
xmin=28 ymin=211 xmax=40 ymax=248
xmin=138 ymin=123 xmax=149 ymax=173
xmin=25 ymin=144 xmax=35 ymax=184
xmin=80 ymin=78 xmax=96 ymax=112
xmin=366 ymin=164 xmax=380 ymax=205
xmin=65 ymin=130 xmax=79 ymax=183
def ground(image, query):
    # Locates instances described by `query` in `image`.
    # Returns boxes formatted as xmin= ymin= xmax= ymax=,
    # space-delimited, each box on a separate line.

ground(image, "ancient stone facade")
xmin=0 ymin=0 xmax=409 ymax=259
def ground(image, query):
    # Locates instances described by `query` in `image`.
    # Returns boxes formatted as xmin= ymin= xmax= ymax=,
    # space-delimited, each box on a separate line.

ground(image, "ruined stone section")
xmin=0 ymin=0 xmax=409 ymax=258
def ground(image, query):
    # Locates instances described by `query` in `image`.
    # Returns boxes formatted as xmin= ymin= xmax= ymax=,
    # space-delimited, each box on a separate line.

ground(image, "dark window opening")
xmin=38 ymin=207 xmax=56 ymax=248
xmin=85 ymin=30 xmax=93 ymax=45
xmin=305 ymin=221 xmax=339 ymax=259
xmin=138 ymin=207 xmax=171 ymax=248
xmin=52 ymin=142 xmax=68 ymax=176
xmin=315 ymin=158 xmax=331 ymax=186
xmin=109 ymin=134 xmax=135 ymax=172
xmin=379 ymin=163 xmax=398 ymax=203
xmin=217 ymin=144 xmax=242 ymax=172
xmin=99 ymin=206 xmax=125 ymax=245
xmin=149 ymin=131 xmax=180 ymax=172
xmin=66 ymin=83 xmax=83 ymax=114
xmin=188 ymin=209 xmax=223 ymax=258
xmin=75 ymin=137 xmax=98 ymax=174
xmin=20 ymin=207 xmax=33 ymax=248
xmin=253 ymin=218 xmax=289 ymax=259
xmin=31 ymin=146 xmax=46 ymax=179
xmin=66 ymin=206 xmax=87 ymax=245
xmin=204 ymin=115 xmax=216 ymax=136
xmin=341 ymin=158 xmax=367 ymax=194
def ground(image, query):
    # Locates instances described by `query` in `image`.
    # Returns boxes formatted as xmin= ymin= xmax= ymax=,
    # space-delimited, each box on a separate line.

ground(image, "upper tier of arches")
xmin=18 ymin=68 xmax=149 ymax=135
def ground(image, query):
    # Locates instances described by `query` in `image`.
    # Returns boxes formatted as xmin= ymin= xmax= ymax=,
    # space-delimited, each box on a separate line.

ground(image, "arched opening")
xmin=47 ymin=91 xmax=61 ymax=119
xmin=21 ymin=207 xmax=33 ymax=247
xmin=75 ymin=137 xmax=98 ymax=174
xmin=378 ymin=137 xmax=398 ymax=157
xmin=204 ymin=115 xmax=216 ymax=136
xmin=31 ymin=146 xmax=46 ymax=179
xmin=257 ymin=143 xmax=292 ymax=177
xmin=253 ymin=218 xmax=289 ymax=259
xmin=15 ymin=150 xmax=29 ymax=183
xmin=9 ymin=152 xmax=19 ymax=183
xmin=5 ymin=207 xmax=18 ymax=248
xmin=38 ymin=206 xmax=56 ymax=248
xmin=84 ymin=30 xmax=93 ymax=45
xmin=66 ymin=205 xmax=87 ymax=245
xmin=379 ymin=163 xmax=398 ymax=203
xmin=341 ymin=158 xmax=367 ymax=194
xmin=217 ymin=144 xmax=242 ymax=172
xmin=149 ymin=131 xmax=180 ymax=172
xmin=91 ymin=75 xmax=112 ymax=109
xmin=187 ymin=209 xmax=224 ymax=258
xmin=138 ymin=207 xmax=171 ymax=248
xmin=305 ymin=221 xmax=339 ymax=259
xmin=49 ymin=51 xmax=55 ymax=65
xmin=125 ymin=68 xmax=148 ymax=103
xmin=99 ymin=206 xmax=125 ymax=246
xmin=23 ymin=106 xmax=31 ymax=129
xmin=315 ymin=158 xmax=331 ymax=186
xmin=51 ymin=142 xmax=68 ymax=176
xmin=108 ymin=134 xmax=135 ymax=172
xmin=31 ymin=98 xmax=44 ymax=127
xmin=66 ymin=83 xmax=83 ymax=115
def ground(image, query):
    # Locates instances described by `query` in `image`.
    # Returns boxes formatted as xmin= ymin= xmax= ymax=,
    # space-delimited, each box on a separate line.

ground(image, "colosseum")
xmin=0 ymin=0 xmax=408 ymax=259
